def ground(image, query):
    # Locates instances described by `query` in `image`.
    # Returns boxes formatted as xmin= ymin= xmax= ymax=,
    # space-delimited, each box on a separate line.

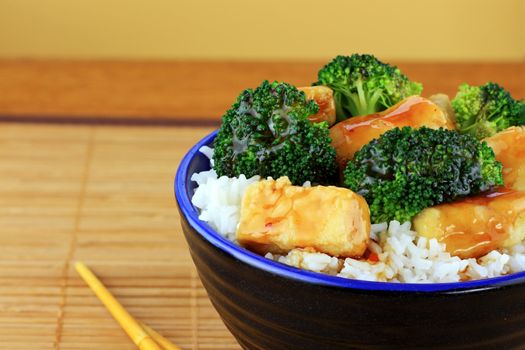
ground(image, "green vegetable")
xmin=343 ymin=127 xmax=503 ymax=223
xmin=314 ymin=54 xmax=423 ymax=121
xmin=212 ymin=80 xmax=337 ymax=185
xmin=452 ymin=82 xmax=525 ymax=139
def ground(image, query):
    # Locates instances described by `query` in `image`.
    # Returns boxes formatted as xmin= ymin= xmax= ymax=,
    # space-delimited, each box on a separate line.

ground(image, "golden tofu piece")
xmin=330 ymin=95 xmax=455 ymax=169
xmin=485 ymin=126 xmax=525 ymax=190
xmin=413 ymin=189 xmax=525 ymax=259
xmin=428 ymin=93 xmax=456 ymax=125
xmin=298 ymin=86 xmax=336 ymax=126
xmin=236 ymin=177 xmax=370 ymax=258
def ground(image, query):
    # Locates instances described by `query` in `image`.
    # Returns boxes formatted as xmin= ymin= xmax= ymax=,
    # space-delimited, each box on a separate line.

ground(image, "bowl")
xmin=175 ymin=130 xmax=525 ymax=350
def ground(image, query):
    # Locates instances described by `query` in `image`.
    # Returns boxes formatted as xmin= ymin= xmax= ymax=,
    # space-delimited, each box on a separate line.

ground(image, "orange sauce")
xmin=236 ymin=177 xmax=370 ymax=257
xmin=329 ymin=95 xmax=454 ymax=169
xmin=367 ymin=251 xmax=379 ymax=263
xmin=485 ymin=127 xmax=525 ymax=190
xmin=298 ymin=86 xmax=336 ymax=126
xmin=427 ymin=189 xmax=525 ymax=259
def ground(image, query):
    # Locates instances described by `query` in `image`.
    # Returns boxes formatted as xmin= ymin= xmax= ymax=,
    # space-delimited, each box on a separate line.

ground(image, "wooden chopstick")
xmin=140 ymin=321 xmax=182 ymax=350
xmin=75 ymin=261 xmax=179 ymax=350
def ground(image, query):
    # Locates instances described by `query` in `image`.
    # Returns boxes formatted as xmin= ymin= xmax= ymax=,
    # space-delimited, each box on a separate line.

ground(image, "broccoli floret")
xmin=213 ymin=80 xmax=337 ymax=185
xmin=343 ymin=127 xmax=503 ymax=223
xmin=314 ymin=54 xmax=423 ymax=121
xmin=452 ymin=82 xmax=525 ymax=139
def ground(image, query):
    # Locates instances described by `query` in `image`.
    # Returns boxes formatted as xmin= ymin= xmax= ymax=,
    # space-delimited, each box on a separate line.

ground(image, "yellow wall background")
xmin=0 ymin=0 xmax=523 ymax=61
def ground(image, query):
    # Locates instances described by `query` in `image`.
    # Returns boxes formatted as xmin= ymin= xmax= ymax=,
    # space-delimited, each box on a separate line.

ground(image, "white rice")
xmin=190 ymin=147 xmax=525 ymax=283
xmin=190 ymin=147 xmax=260 ymax=241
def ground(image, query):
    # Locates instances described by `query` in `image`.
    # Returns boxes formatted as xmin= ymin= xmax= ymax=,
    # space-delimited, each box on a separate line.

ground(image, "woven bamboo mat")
xmin=0 ymin=122 xmax=240 ymax=350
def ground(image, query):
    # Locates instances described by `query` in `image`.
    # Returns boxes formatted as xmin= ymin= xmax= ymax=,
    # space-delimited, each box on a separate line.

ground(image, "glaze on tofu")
xmin=329 ymin=95 xmax=455 ymax=169
xmin=485 ymin=126 xmax=525 ymax=190
xmin=298 ymin=86 xmax=336 ymax=126
xmin=413 ymin=189 xmax=525 ymax=259
xmin=236 ymin=177 xmax=370 ymax=258
xmin=428 ymin=93 xmax=456 ymax=125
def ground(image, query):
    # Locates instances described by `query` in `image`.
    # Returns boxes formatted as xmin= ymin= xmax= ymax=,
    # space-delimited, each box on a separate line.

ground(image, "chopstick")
xmin=74 ymin=261 xmax=182 ymax=350
xmin=140 ymin=321 xmax=181 ymax=350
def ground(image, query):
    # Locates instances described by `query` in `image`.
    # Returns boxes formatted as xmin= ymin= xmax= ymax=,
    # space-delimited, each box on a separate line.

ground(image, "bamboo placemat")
xmin=0 ymin=122 xmax=240 ymax=350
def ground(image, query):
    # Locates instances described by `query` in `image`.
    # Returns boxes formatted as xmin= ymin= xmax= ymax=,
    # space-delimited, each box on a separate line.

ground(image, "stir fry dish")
xmin=191 ymin=53 xmax=525 ymax=283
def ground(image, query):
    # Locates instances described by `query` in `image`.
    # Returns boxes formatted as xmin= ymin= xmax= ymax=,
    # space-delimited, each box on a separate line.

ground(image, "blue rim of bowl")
xmin=175 ymin=130 xmax=525 ymax=293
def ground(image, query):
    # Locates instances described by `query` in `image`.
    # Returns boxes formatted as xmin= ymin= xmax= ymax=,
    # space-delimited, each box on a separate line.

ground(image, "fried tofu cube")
xmin=298 ymin=86 xmax=336 ymax=126
xmin=485 ymin=126 xmax=525 ymax=190
xmin=329 ymin=95 xmax=455 ymax=169
xmin=413 ymin=189 xmax=525 ymax=259
xmin=236 ymin=177 xmax=370 ymax=258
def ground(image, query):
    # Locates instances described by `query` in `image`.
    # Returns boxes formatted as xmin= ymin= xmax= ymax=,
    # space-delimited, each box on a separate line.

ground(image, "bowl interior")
xmin=175 ymin=130 xmax=525 ymax=293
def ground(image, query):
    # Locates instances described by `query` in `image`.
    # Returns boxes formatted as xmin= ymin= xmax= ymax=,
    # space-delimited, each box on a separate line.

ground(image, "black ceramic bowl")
xmin=175 ymin=130 xmax=525 ymax=350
